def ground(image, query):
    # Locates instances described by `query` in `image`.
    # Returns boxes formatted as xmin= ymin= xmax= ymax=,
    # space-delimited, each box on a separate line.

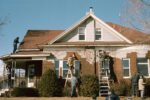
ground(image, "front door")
xmin=28 ymin=64 xmax=35 ymax=87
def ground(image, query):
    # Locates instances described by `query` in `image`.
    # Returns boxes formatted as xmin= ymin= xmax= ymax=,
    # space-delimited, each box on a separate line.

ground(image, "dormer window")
xmin=95 ymin=28 xmax=101 ymax=40
xmin=78 ymin=27 xmax=85 ymax=40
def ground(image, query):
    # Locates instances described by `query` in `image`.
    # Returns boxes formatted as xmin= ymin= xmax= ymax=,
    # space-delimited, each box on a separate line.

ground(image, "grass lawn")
xmin=0 ymin=97 xmax=150 ymax=100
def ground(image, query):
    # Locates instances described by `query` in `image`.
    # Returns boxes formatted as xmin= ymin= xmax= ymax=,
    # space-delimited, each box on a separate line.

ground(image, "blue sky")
xmin=0 ymin=0 xmax=125 ymax=57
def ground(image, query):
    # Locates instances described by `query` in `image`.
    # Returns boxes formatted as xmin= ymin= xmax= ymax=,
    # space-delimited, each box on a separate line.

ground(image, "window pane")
xmin=123 ymin=69 xmax=129 ymax=77
xmin=79 ymin=27 xmax=85 ymax=34
xmin=101 ymin=69 xmax=110 ymax=77
xmin=75 ymin=60 xmax=80 ymax=78
xmin=137 ymin=58 xmax=147 ymax=63
xmin=104 ymin=59 xmax=109 ymax=69
xmin=63 ymin=70 xmax=69 ymax=78
xmin=63 ymin=61 xmax=69 ymax=69
xmin=95 ymin=35 xmax=101 ymax=40
xmin=79 ymin=35 xmax=85 ymax=40
xmin=55 ymin=70 xmax=59 ymax=77
xmin=123 ymin=59 xmax=129 ymax=68
xmin=137 ymin=64 xmax=149 ymax=76
xmin=55 ymin=61 xmax=59 ymax=68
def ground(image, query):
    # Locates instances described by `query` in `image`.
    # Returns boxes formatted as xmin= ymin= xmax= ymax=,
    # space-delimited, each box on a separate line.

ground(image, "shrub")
xmin=11 ymin=87 xmax=39 ymax=97
xmin=79 ymin=74 xmax=99 ymax=97
xmin=145 ymin=79 xmax=150 ymax=96
xmin=38 ymin=69 xmax=63 ymax=97
xmin=110 ymin=79 xmax=131 ymax=96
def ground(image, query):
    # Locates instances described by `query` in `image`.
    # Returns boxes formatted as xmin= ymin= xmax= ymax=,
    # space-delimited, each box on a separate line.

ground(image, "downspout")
xmin=94 ymin=47 xmax=97 ymax=75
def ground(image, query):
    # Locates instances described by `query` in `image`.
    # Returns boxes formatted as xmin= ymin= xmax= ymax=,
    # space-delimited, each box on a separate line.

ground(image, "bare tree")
xmin=0 ymin=16 xmax=9 ymax=36
xmin=120 ymin=0 xmax=150 ymax=33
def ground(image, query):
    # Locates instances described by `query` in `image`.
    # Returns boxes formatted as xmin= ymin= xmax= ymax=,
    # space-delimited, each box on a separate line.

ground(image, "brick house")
xmin=1 ymin=8 xmax=150 ymax=90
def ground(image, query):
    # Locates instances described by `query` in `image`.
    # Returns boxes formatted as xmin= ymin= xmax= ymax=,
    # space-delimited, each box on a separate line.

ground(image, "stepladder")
xmin=99 ymin=59 xmax=110 ymax=96
xmin=64 ymin=69 xmax=73 ymax=87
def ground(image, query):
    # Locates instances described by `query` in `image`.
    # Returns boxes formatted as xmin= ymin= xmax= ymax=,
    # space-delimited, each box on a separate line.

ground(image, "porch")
xmin=0 ymin=58 xmax=42 ymax=91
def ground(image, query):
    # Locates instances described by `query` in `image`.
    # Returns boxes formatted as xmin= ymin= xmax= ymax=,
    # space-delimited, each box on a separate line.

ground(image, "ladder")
xmin=64 ymin=69 xmax=72 ymax=87
xmin=99 ymin=58 xmax=110 ymax=96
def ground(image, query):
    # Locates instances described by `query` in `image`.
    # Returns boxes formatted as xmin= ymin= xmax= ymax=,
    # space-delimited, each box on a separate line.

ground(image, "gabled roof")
xmin=19 ymin=30 xmax=64 ymax=49
xmin=49 ymin=13 xmax=132 ymax=44
xmin=18 ymin=16 xmax=150 ymax=50
xmin=107 ymin=22 xmax=150 ymax=44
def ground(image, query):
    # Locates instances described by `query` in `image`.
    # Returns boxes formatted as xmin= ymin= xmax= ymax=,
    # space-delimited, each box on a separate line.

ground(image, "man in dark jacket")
xmin=131 ymin=72 xmax=140 ymax=97
xmin=13 ymin=37 xmax=19 ymax=53
xmin=106 ymin=89 xmax=120 ymax=100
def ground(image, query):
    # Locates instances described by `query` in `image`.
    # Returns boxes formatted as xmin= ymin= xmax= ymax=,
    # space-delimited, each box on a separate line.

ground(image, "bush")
xmin=79 ymin=74 xmax=99 ymax=97
xmin=38 ymin=69 xmax=63 ymax=97
xmin=145 ymin=79 xmax=150 ymax=96
xmin=110 ymin=79 xmax=131 ymax=96
xmin=11 ymin=87 xmax=39 ymax=97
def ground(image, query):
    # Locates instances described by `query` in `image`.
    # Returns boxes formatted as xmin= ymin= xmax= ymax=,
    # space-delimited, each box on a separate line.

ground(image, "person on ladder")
xmin=66 ymin=53 xmax=75 ymax=74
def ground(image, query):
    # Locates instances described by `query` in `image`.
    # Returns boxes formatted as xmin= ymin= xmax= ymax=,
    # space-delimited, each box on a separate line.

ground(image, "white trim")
xmin=0 ymin=54 xmax=50 ymax=59
xmin=49 ymin=13 xmax=132 ymax=44
xmin=18 ymin=49 xmax=40 ymax=51
xmin=122 ymin=58 xmax=131 ymax=78
xmin=137 ymin=58 xmax=150 ymax=78
xmin=38 ymin=44 xmax=131 ymax=49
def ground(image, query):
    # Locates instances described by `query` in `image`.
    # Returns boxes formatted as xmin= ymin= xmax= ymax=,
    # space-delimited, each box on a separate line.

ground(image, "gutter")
xmin=0 ymin=54 xmax=50 ymax=60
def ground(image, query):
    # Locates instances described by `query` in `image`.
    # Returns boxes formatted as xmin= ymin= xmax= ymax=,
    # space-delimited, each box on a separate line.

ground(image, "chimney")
xmin=90 ymin=7 xmax=93 ymax=13
xmin=86 ymin=7 xmax=94 ymax=15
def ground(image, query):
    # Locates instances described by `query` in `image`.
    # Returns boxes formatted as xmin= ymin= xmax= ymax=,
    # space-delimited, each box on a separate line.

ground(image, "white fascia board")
xmin=10 ymin=54 xmax=50 ymax=57
xmin=0 ymin=54 xmax=50 ymax=59
xmin=18 ymin=49 xmax=40 ymax=51
xmin=49 ymin=14 xmax=91 ymax=44
xmin=39 ymin=44 xmax=131 ymax=48
xmin=90 ymin=14 xmax=133 ymax=44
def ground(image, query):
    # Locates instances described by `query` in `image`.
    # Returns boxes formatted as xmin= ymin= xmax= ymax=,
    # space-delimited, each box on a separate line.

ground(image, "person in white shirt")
xmin=138 ymin=75 xmax=145 ymax=98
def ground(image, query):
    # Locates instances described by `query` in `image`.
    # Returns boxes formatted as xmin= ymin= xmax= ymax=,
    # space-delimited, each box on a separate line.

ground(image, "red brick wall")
xmin=42 ymin=60 xmax=54 ymax=74
xmin=127 ymin=52 xmax=137 ymax=76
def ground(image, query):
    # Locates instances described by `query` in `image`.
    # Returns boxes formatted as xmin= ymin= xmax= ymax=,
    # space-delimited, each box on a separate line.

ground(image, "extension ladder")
xmin=99 ymin=59 xmax=110 ymax=96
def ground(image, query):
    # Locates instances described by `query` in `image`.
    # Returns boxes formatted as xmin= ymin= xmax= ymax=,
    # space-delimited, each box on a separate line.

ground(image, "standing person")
xmin=138 ymin=75 xmax=145 ymax=98
xmin=105 ymin=89 xmax=120 ymax=100
xmin=13 ymin=37 xmax=19 ymax=53
xmin=131 ymin=72 xmax=140 ymax=97
xmin=70 ymin=74 xmax=78 ymax=97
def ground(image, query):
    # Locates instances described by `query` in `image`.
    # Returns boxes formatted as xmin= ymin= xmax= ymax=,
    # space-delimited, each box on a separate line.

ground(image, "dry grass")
xmin=0 ymin=97 xmax=150 ymax=100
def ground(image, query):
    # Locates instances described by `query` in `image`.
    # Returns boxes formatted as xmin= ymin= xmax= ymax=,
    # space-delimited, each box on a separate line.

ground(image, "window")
xmin=54 ymin=60 xmax=80 ymax=78
xmin=102 ymin=59 xmax=110 ymax=77
xmin=137 ymin=58 xmax=149 ymax=76
xmin=63 ymin=60 xmax=69 ymax=78
xmin=122 ymin=58 xmax=130 ymax=77
xmin=95 ymin=28 xmax=101 ymax=40
xmin=78 ymin=27 xmax=85 ymax=40
xmin=54 ymin=60 xmax=59 ymax=77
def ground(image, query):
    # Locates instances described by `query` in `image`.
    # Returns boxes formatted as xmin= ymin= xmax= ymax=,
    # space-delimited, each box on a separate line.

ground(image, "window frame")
xmin=122 ymin=58 xmax=131 ymax=78
xmin=136 ymin=58 xmax=150 ymax=77
xmin=78 ymin=27 xmax=85 ymax=41
xmin=95 ymin=28 xmax=102 ymax=41
xmin=102 ymin=59 xmax=110 ymax=78
xmin=55 ymin=60 xmax=80 ymax=79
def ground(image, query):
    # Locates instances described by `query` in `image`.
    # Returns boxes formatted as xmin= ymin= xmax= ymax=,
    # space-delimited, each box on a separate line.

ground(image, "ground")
xmin=0 ymin=97 xmax=150 ymax=100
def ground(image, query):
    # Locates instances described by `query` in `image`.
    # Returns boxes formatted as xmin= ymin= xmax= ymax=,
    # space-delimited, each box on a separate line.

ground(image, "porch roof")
xmin=0 ymin=51 xmax=50 ymax=60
